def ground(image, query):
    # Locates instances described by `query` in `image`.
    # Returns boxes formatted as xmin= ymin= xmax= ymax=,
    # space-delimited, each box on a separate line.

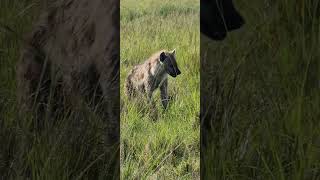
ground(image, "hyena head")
xmin=201 ymin=0 xmax=245 ymax=40
xmin=159 ymin=49 xmax=181 ymax=78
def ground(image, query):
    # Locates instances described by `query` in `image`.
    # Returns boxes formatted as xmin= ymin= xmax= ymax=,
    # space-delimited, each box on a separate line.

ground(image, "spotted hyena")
xmin=16 ymin=0 xmax=119 ymax=178
xmin=125 ymin=49 xmax=181 ymax=109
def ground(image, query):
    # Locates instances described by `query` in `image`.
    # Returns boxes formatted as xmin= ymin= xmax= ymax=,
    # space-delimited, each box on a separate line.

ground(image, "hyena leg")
xmin=125 ymin=78 xmax=135 ymax=99
xmin=144 ymin=82 xmax=155 ymax=105
xmin=95 ymin=66 xmax=120 ymax=179
xmin=17 ymin=47 xmax=52 ymax=130
xmin=160 ymin=79 xmax=169 ymax=109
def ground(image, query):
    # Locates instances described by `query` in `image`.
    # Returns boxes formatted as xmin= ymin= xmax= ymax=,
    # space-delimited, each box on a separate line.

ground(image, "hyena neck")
xmin=151 ymin=60 xmax=167 ymax=78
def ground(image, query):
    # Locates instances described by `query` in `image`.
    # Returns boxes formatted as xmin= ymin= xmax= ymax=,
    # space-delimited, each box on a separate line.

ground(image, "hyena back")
xmin=125 ymin=49 xmax=181 ymax=109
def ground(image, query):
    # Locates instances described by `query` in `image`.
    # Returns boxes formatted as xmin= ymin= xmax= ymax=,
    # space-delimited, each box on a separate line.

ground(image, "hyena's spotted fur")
xmin=125 ymin=49 xmax=181 ymax=109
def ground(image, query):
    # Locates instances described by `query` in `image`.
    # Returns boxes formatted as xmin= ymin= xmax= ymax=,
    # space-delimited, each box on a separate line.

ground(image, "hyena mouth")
xmin=169 ymin=71 xmax=181 ymax=78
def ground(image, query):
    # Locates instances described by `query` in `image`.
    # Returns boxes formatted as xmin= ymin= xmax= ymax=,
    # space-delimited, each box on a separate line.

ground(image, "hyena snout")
xmin=176 ymin=69 xmax=181 ymax=76
xmin=169 ymin=68 xmax=181 ymax=77
xmin=201 ymin=0 xmax=245 ymax=40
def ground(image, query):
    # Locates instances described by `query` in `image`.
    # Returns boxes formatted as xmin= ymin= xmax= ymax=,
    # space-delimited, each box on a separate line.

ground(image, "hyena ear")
xmin=171 ymin=49 xmax=176 ymax=56
xmin=159 ymin=52 xmax=166 ymax=63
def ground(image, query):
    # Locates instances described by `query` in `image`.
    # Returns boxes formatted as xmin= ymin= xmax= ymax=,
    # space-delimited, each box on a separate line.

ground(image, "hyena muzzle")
xmin=201 ymin=0 xmax=245 ymax=40
xmin=125 ymin=49 xmax=181 ymax=109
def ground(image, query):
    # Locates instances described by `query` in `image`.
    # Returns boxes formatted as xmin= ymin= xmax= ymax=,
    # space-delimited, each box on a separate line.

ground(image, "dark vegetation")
xmin=202 ymin=0 xmax=320 ymax=179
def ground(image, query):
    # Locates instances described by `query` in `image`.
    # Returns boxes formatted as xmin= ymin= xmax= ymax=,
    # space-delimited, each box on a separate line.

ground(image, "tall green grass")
xmin=202 ymin=0 xmax=320 ymax=179
xmin=120 ymin=0 xmax=200 ymax=179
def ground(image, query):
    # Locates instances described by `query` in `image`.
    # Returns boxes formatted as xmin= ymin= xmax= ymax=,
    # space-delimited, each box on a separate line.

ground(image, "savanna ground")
xmin=120 ymin=0 xmax=200 ymax=179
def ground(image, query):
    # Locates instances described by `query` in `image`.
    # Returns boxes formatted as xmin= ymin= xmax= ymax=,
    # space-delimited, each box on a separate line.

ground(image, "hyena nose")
xmin=177 ymin=70 xmax=181 ymax=75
